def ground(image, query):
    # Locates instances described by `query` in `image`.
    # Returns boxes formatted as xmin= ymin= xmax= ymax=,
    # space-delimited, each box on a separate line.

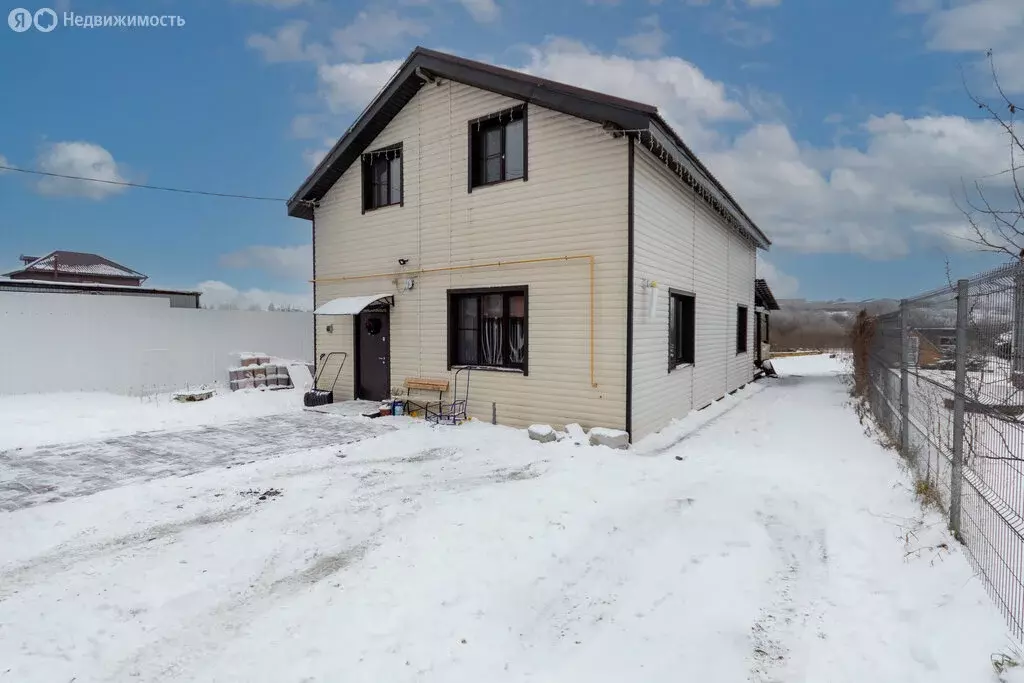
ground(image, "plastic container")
xmin=393 ymin=400 xmax=405 ymax=416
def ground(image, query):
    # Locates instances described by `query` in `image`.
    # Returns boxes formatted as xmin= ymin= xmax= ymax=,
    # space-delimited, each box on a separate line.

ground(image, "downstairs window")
xmin=448 ymin=287 xmax=528 ymax=373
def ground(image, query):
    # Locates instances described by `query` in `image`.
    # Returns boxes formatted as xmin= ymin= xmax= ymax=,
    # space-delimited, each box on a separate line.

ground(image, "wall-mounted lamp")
xmin=398 ymin=258 xmax=409 ymax=266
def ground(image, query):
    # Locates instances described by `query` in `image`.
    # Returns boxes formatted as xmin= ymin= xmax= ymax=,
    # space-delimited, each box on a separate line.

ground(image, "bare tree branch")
xmin=955 ymin=52 xmax=1023 ymax=258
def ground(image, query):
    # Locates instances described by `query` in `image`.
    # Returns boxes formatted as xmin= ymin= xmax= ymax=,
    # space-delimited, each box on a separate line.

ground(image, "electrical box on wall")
xmin=326 ymin=324 xmax=334 ymax=333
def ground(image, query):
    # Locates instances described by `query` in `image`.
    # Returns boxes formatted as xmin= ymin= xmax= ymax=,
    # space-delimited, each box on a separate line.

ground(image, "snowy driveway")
xmin=0 ymin=356 xmax=1017 ymax=682
xmin=0 ymin=411 xmax=392 ymax=511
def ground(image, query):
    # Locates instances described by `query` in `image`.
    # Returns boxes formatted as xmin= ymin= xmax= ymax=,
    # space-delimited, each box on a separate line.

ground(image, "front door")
xmin=356 ymin=309 xmax=390 ymax=401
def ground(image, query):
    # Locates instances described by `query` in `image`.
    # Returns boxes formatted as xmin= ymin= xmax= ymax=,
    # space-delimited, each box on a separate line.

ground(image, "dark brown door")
xmin=356 ymin=310 xmax=390 ymax=401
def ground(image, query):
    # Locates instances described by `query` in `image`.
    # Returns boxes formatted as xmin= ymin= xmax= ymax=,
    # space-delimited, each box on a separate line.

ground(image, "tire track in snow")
xmin=748 ymin=502 xmax=830 ymax=682
xmin=107 ymin=448 xmax=554 ymax=682
xmin=0 ymin=505 xmax=256 ymax=600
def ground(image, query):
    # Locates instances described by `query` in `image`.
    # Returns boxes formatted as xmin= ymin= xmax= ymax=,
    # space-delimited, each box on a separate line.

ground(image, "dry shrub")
xmin=850 ymin=309 xmax=876 ymax=398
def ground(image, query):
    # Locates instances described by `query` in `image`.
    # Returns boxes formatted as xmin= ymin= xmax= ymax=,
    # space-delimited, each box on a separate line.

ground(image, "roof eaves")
xmin=288 ymin=50 xmax=425 ymax=220
xmin=287 ymin=47 xmax=658 ymax=220
xmin=647 ymin=117 xmax=770 ymax=250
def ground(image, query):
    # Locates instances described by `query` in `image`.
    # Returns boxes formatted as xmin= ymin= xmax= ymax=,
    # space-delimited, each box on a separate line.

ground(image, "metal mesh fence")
xmin=862 ymin=261 xmax=1024 ymax=639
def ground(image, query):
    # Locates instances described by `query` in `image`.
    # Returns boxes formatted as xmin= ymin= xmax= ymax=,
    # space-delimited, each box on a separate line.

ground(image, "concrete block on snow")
xmin=528 ymin=424 xmax=557 ymax=443
xmin=588 ymin=427 xmax=630 ymax=450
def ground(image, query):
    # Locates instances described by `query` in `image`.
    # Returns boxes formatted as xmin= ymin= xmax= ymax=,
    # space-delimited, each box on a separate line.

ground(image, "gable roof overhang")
xmin=288 ymin=47 xmax=770 ymax=250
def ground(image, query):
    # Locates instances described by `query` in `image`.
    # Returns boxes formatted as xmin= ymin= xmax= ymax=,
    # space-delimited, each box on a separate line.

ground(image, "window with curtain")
xmin=448 ymin=288 xmax=528 ymax=372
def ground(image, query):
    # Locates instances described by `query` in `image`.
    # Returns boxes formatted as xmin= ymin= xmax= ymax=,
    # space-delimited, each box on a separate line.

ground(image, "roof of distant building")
xmin=3 ymin=250 xmax=148 ymax=282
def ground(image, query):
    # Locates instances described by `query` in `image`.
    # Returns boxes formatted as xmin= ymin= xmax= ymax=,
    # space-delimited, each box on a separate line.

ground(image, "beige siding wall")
xmin=314 ymin=80 xmax=629 ymax=431
xmin=630 ymin=145 xmax=757 ymax=441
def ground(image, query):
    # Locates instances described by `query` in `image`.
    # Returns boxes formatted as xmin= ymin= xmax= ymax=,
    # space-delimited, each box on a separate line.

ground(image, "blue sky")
xmin=1 ymin=0 xmax=1022 ymax=307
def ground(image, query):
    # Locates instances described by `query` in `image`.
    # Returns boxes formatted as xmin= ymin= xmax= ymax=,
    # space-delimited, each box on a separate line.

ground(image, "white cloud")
xmin=517 ymin=38 xmax=747 ymax=148
xmin=246 ymin=20 xmax=326 ymax=63
xmin=248 ymin=10 xmax=428 ymax=65
xmin=197 ymin=280 xmax=312 ymax=311
xmin=744 ymin=86 xmax=788 ymax=121
xmin=0 ymin=154 xmax=8 ymax=172
xmin=331 ymin=10 xmax=429 ymax=61
xmin=219 ymin=244 xmax=313 ymax=281
xmin=457 ymin=0 xmax=499 ymax=22
xmin=703 ymin=115 xmax=1011 ymax=256
xmin=35 ymin=141 xmax=129 ymax=200
xmin=757 ymin=256 xmax=799 ymax=297
xmin=906 ymin=0 xmax=1024 ymax=93
xmin=617 ymin=14 xmax=668 ymax=57
xmin=318 ymin=59 xmax=404 ymax=113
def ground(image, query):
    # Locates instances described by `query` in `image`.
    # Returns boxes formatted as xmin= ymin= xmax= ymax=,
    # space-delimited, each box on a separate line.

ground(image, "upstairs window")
xmin=362 ymin=143 xmax=402 ymax=212
xmin=448 ymin=287 xmax=528 ymax=373
xmin=468 ymin=105 xmax=526 ymax=191
xmin=736 ymin=305 xmax=749 ymax=354
xmin=669 ymin=291 xmax=695 ymax=370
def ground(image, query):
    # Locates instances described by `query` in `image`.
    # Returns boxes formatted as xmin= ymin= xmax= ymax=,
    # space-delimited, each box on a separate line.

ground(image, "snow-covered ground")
xmin=0 ymin=360 xmax=312 ymax=452
xmin=0 ymin=355 xmax=1020 ymax=682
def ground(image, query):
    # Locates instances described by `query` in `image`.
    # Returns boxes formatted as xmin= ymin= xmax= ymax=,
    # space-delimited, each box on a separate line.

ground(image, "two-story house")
xmin=288 ymin=47 xmax=772 ymax=442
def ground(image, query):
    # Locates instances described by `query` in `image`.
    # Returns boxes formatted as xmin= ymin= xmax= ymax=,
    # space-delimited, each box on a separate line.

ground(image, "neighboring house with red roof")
xmin=4 ymin=251 xmax=148 ymax=286
xmin=0 ymin=251 xmax=200 ymax=308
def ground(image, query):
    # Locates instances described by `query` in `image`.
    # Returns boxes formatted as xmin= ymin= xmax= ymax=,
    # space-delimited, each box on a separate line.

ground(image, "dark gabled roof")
xmin=288 ymin=47 xmax=770 ymax=249
xmin=755 ymin=279 xmax=780 ymax=310
xmin=3 ymin=250 xmax=147 ymax=281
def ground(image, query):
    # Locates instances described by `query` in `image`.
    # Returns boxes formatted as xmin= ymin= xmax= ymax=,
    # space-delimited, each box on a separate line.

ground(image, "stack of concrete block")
xmin=228 ymin=358 xmax=295 ymax=392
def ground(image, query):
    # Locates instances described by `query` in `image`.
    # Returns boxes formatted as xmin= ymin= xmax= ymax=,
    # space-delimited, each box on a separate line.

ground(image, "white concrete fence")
xmin=0 ymin=291 xmax=313 ymax=396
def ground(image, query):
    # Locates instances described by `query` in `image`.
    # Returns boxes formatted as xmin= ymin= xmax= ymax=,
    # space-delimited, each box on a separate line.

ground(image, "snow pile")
xmin=0 ymin=353 xmax=1018 ymax=681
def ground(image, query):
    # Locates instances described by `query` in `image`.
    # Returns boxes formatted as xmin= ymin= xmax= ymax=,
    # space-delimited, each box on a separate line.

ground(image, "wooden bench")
xmin=403 ymin=377 xmax=450 ymax=416
xmin=404 ymin=377 xmax=450 ymax=397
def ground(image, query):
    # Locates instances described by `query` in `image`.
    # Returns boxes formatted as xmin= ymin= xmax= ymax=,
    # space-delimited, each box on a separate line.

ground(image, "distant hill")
xmin=771 ymin=298 xmax=899 ymax=350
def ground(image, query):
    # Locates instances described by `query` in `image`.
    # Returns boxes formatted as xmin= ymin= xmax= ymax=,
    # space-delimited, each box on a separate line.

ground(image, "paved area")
xmin=0 ymin=411 xmax=393 ymax=511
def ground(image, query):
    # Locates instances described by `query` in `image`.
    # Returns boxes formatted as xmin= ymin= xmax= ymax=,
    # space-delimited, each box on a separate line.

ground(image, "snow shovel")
xmin=304 ymin=352 xmax=347 ymax=407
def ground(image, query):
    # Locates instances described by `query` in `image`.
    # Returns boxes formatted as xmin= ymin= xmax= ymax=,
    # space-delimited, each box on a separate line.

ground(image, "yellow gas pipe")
xmin=311 ymin=254 xmax=598 ymax=388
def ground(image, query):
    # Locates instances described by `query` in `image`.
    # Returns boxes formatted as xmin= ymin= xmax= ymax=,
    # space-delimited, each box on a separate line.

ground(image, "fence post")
xmin=950 ymin=278 xmax=969 ymax=539
xmin=1013 ymin=262 xmax=1024 ymax=388
xmin=900 ymin=299 xmax=910 ymax=455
